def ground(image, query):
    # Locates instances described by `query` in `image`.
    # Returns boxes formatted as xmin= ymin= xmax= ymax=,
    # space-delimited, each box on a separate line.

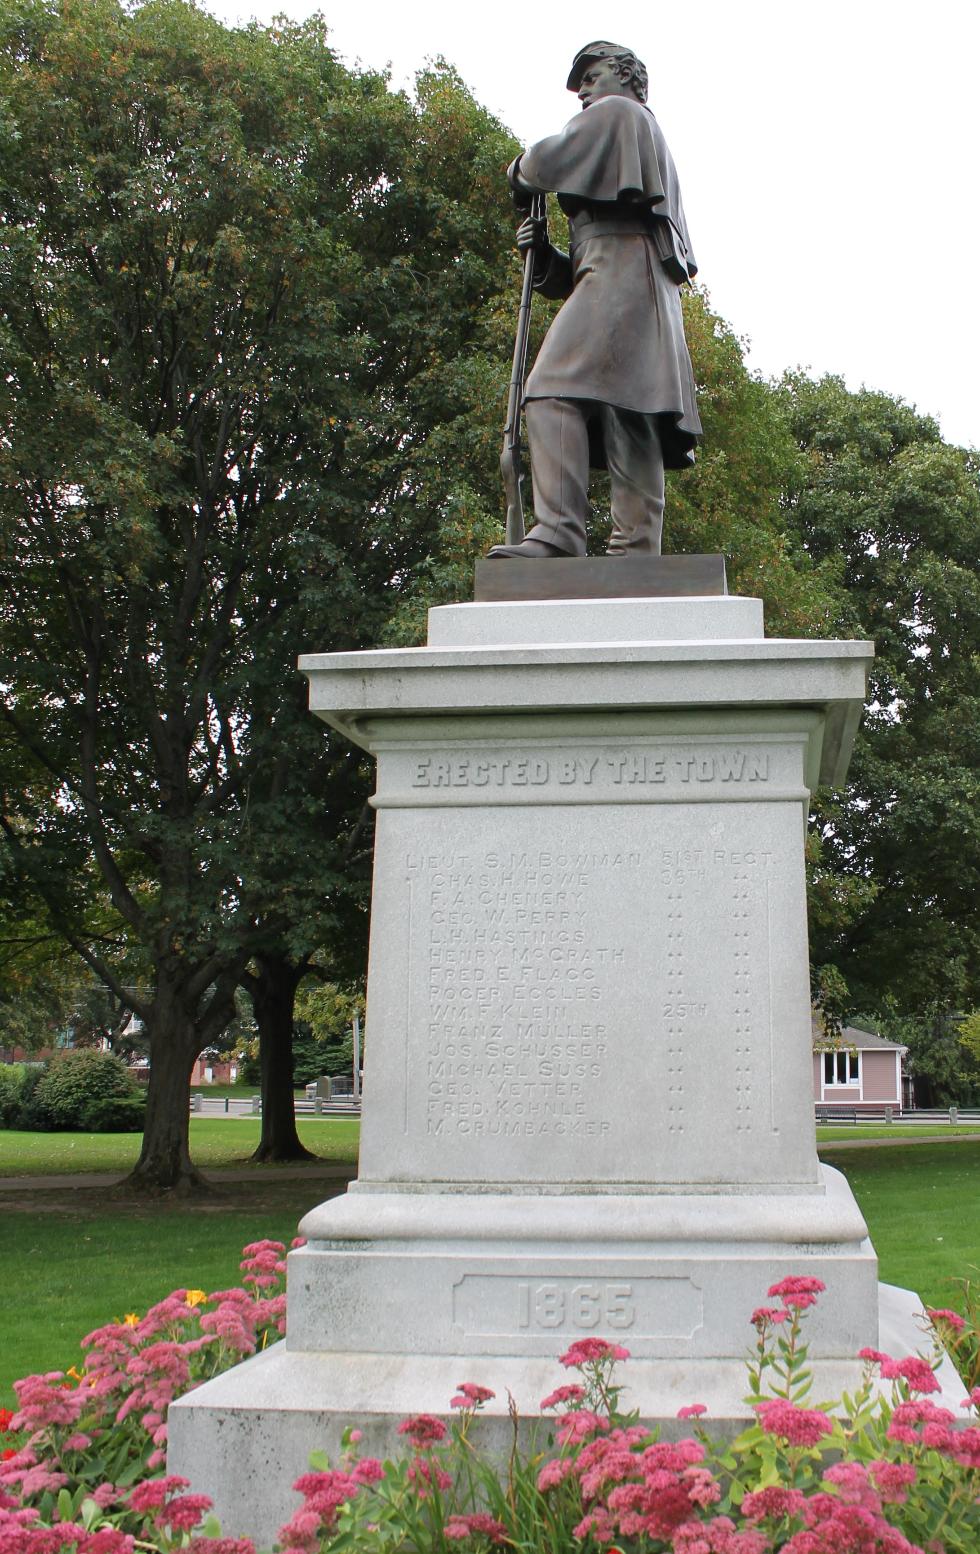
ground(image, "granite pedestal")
xmin=169 ymin=593 xmax=961 ymax=1545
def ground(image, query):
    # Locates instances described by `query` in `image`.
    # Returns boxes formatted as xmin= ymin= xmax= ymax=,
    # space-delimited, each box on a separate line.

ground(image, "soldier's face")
xmin=577 ymin=59 xmax=633 ymax=108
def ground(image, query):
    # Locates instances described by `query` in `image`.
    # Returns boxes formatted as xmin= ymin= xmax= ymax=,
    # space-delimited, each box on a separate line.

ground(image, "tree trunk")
xmin=125 ymin=963 xmax=239 ymax=1191
xmin=250 ymin=955 xmax=314 ymax=1163
xmin=127 ymin=1022 xmax=204 ymax=1191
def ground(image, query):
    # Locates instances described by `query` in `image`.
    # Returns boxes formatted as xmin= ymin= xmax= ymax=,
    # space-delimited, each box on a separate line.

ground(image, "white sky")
xmin=207 ymin=0 xmax=980 ymax=452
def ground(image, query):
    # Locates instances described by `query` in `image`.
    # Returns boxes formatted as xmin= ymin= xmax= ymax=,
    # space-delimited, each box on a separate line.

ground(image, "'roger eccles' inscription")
xmin=412 ymin=749 xmax=769 ymax=788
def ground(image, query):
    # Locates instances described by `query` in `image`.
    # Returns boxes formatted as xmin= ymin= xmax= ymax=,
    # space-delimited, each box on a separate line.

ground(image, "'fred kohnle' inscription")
xmin=411 ymin=747 xmax=770 ymax=790
xmin=410 ymin=849 xmax=636 ymax=1142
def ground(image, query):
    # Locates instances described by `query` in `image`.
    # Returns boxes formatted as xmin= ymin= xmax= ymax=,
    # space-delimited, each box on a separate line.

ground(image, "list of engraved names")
xmin=410 ymin=848 xmax=634 ymax=1142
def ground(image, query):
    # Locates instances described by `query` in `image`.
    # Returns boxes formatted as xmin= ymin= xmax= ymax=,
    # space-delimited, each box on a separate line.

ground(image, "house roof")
xmin=811 ymin=1019 xmax=907 ymax=1053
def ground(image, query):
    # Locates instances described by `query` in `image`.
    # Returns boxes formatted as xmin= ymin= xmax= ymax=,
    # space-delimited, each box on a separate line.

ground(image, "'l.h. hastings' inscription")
xmin=411 ymin=748 xmax=770 ymax=790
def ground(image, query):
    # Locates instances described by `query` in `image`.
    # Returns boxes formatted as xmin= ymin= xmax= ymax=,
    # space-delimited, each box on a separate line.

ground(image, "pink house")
xmin=812 ymin=1024 xmax=907 ymax=1115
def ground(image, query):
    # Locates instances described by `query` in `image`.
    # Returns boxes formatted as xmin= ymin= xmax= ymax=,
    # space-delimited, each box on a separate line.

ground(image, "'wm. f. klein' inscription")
xmin=411 ymin=749 xmax=770 ymax=789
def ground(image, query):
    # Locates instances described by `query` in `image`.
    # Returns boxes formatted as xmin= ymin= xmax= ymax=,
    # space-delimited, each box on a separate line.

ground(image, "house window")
xmin=823 ymin=1050 xmax=860 ymax=1086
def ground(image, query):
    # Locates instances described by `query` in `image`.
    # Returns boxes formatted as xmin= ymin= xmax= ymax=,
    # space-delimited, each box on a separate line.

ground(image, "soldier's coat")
xmin=519 ymin=94 xmax=702 ymax=470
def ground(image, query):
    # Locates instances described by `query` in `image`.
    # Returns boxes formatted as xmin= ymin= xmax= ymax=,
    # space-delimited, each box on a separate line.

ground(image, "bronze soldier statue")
xmin=489 ymin=41 xmax=702 ymax=560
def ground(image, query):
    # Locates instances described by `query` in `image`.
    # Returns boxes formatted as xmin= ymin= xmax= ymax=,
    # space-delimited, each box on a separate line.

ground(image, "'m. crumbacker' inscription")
xmin=412 ymin=750 xmax=769 ymax=788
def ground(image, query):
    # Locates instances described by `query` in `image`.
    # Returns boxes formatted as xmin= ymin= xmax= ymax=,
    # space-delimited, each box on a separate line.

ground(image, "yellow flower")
xmin=123 ymin=1313 xmax=140 ymax=1327
xmin=185 ymin=1290 xmax=208 ymax=1308
xmin=66 ymin=1365 xmax=84 ymax=1381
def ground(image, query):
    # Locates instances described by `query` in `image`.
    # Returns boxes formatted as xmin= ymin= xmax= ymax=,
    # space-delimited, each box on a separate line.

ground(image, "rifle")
xmin=500 ymin=193 xmax=546 ymax=546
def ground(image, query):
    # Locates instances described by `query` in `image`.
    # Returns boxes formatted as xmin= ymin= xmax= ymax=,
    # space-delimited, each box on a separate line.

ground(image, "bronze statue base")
xmin=474 ymin=553 xmax=727 ymax=603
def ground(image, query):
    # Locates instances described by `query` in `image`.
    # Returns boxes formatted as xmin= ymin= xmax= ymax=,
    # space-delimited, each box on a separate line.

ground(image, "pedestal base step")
xmin=168 ymin=1284 xmax=964 ymax=1548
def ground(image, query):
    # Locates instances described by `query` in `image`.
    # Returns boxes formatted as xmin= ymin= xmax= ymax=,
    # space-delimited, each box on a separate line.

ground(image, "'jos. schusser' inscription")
xmin=411 ymin=749 xmax=770 ymax=789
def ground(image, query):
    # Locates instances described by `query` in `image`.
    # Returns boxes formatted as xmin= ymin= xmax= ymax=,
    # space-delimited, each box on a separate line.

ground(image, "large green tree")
xmin=780 ymin=375 xmax=980 ymax=1020
xmin=0 ymin=0 xmax=521 ymax=1186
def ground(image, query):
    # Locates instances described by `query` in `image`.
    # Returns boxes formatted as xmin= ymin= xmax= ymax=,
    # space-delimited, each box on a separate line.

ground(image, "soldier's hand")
xmin=516 ymin=215 xmax=549 ymax=255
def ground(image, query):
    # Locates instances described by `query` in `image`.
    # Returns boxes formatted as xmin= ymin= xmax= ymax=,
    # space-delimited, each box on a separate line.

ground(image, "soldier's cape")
xmin=520 ymin=94 xmax=697 ymax=283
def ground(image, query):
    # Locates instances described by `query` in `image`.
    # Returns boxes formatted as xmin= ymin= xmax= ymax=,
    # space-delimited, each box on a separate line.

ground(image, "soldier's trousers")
xmin=523 ymin=397 xmax=665 ymax=557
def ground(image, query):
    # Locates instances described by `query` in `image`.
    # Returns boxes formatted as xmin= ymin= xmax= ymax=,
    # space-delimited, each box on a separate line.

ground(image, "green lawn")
xmin=0 ymin=1176 xmax=338 ymax=1407
xmin=820 ymin=1140 xmax=980 ymax=1313
xmin=2 ymin=1135 xmax=977 ymax=1409
xmin=0 ymin=1117 xmax=360 ymax=1176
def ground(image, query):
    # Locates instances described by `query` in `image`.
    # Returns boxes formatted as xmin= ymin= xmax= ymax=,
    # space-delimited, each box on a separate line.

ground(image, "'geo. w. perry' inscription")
xmin=412 ymin=748 xmax=770 ymax=789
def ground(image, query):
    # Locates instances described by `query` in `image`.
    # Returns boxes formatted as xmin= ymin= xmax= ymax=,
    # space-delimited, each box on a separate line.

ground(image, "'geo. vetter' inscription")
xmin=411 ymin=748 xmax=770 ymax=789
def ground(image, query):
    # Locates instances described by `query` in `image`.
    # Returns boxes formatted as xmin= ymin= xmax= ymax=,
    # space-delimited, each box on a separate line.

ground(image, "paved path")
xmin=0 ymin=1162 xmax=355 ymax=1192
xmin=0 ymin=1132 xmax=976 ymax=1192
xmin=817 ymin=1132 xmax=980 ymax=1151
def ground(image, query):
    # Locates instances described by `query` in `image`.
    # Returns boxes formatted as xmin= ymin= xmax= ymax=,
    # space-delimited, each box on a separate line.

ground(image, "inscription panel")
xmin=453 ymin=1273 xmax=702 ymax=1343
xmin=358 ymin=800 xmax=815 ymax=1186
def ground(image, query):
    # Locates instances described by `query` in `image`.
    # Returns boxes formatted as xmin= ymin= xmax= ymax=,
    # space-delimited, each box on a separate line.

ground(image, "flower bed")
xmin=1 ymin=1246 xmax=977 ymax=1552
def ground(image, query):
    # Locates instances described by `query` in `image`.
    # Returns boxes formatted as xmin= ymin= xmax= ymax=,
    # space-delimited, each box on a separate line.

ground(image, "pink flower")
xmin=11 ymin=1373 xmax=84 ymax=1432
xmin=879 ymin=1355 xmax=940 ymax=1393
xmin=858 ymin=1348 xmax=891 ymax=1366
xmin=868 ymin=1460 xmax=916 ymax=1503
xmin=741 ymin=1485 xmax=806 ymax=1521
xmin=824 ymin=1461 xmax=878 ymax=1509
xmin=754 ymin=1399 xmax=834 ymax=1446
xmin=761 ymin=1275 xmax=826 ymax=1313
xmin=946 ymin=1424 xmax=980 ymax=1469
xmin=396 ymin=1413 xmax=446 ymax=1448
xmin=351 ymin=1459 xmax=384 ymax=1485
xmin=406 ymin=1455 xmax=452 ymax=1497
xmin=926 ymin=1307 xmax=965 ymax=1332
xmin=450 ymin=1382 xmax=495 ymax=1409
xmin=154 ymin=1493 xmax=213 ymax=1532
xmin=81 ymin=1534 xmax=136 ymax=1554
xmin=444 ymin=1513 xmax=508 ymax=1544
xmin=278 ymin=1507 xmax=322 ymax=1549
xmin=539 ymin=1383 xmax=585 ymax=1410
xmin=536 ymin=1457 xmax=575 ymax=1491
xmin=128 ymin=1475 xmax=190 ymax=1512
xmin=767 ymin=1275 xmax=826 ymax=1300
xmin=558 ymin=1338 xmax=630 ymax=1367
xmin=750 ymin=1307 xmax=788 ymax=1327
xmin=677 ymin=1404 xmax=707 ymax=1419
xmin=555 ymin=1409 xmax=611 ymax=1446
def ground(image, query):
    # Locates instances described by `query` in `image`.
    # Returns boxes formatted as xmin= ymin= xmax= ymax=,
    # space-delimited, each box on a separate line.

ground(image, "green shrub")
xmin=29 ymin=1048 xmax=143 ymax=1132
xmin=0 ymin=1062 xmax=26 ymax=1126
xmin=81 ymin=1092 xmax=146 ymax=1133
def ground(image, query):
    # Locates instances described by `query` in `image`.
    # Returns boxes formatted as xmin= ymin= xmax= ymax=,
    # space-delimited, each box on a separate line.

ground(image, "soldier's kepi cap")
xmin=566 ymin=40 xmax=634 ymax=91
